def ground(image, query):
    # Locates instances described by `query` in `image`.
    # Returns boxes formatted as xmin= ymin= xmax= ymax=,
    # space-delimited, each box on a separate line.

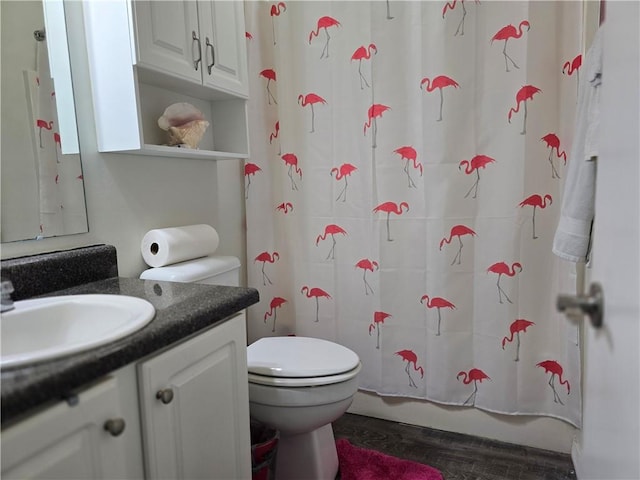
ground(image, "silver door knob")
xmin=557 ymin=282 xmax=604 ymax=328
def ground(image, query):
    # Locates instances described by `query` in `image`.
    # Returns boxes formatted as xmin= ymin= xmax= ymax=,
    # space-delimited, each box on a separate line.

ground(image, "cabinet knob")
xmin=104 ymin=418 xmax=126 ymax=437
xmin=206 ymin=37 xmax=215 ymax=74
xmin=192 ymin=31 xmax=202 ymax=71
xmin=156 ymin=388 xmax=174 ymax=404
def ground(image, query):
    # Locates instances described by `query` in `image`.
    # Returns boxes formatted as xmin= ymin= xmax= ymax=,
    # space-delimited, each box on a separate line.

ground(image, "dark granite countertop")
xmin=1 ymin=277 xmax=259 ymax=425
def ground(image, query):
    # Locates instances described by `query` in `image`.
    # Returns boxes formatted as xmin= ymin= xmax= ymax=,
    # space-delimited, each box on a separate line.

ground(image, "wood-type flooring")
xmin=332 ymin=413 xmax=577 ymax=480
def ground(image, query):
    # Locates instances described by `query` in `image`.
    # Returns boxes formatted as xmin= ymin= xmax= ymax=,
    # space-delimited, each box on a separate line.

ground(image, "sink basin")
xmin=1 ymin=294 xmax=155 ymax=368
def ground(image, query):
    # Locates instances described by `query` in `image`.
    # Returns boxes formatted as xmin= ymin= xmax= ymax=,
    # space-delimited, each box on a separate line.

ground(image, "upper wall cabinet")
xmin=133 ymin=1 xmax=248 ymax=97
xmin=83 ymin=0 xmax=249 ymax=160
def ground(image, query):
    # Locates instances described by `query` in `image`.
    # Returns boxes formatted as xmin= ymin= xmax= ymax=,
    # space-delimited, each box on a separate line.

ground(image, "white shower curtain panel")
xmin=244 ymin=1 xmax=583 ymax=427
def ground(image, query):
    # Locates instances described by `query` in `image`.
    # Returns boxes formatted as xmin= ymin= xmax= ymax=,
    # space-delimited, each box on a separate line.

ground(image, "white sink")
xmin=0 ymin=294 xmax=155 ymax=368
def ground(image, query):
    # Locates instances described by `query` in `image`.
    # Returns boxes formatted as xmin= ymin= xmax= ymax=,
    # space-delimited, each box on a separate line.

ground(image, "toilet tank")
xmin=140 ymin=256 xmax=241 ymax=286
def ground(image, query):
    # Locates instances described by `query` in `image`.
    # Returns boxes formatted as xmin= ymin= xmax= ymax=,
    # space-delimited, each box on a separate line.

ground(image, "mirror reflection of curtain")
xmin=24 ymin=36 xmax=85 ymax=238
xmin=25 ymin=38 xmax=63 ymax=237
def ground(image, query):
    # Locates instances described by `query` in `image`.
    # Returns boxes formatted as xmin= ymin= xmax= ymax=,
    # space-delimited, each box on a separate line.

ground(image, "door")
xmin=571 ymin=3 xmax=640 ymax=479
xmin=198 ymin=0 xmax=249 ymax=97
xmin=1 ymin=377 xmax=131 ymax=480
xmin=132 ymin=1 xmax=201 ymax=83
xmin=138 ymin=313 xmax=252 ymax=480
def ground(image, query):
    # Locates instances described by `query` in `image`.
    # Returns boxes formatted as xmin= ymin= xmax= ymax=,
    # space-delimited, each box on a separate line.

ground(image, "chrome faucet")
xmin=1 ymin=280 xmax=15 ymax=312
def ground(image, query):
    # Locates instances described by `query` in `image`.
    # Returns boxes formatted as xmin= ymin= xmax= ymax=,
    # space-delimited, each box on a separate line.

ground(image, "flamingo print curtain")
xmin=244 ymin=1 xmax=583 ymax=426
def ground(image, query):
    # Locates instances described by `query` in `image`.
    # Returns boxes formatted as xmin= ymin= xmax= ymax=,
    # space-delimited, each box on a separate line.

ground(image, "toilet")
xmin=140 ymin=256 xmax=361 ymax=480
xmin=247 ymin=336 xmax=361 ymax=480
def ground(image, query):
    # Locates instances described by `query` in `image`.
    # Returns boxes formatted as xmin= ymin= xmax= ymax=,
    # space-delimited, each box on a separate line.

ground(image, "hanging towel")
xmin=553 ymin=27 xmax=603 ymax=263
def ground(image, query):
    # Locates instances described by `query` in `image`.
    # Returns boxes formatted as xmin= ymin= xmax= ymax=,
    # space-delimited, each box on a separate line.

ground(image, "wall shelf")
xmin=121 ymin=144 xmax=248 ymax=161
xmin=83 ymin=0 xmax=249 ymax=161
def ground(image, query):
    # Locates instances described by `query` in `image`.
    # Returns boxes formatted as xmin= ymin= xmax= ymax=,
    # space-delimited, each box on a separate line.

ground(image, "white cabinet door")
xmin=198 ymin=0 xmax=249 ymax=97
xmin=138 ymin=312 xmax=252 ymax=480
xmin=1 ymin=377 xmax=133 ymax=480
xmin=132 ymin=1 xmax=201 ymax=84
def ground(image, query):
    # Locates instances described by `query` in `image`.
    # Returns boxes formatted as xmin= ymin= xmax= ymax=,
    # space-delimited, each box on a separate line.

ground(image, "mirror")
xmin=1 ymin=0 xmax=88 ymax=243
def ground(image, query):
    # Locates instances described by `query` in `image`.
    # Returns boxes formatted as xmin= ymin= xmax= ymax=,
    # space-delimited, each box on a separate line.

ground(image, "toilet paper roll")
xmin=141 ymin=224 xmax=219 ymax=267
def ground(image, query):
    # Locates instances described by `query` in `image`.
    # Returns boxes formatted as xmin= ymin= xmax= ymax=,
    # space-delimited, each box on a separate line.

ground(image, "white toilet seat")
xmin=247 ymin=336 xmax=360 ymax=377
xmin=248 ymin=363 xmax=361 ymax=387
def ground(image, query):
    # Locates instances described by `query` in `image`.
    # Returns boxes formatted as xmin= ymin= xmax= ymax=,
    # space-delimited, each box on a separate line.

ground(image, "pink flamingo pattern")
xmin=355 ymin=258 xmax=379 ymax=295
xmin=442 ymin=0 xmax=480 ymax=36
xmin=563 ymin=54 xmax=582 ymax=76
xmin=244 ymin=163 xmax=262 ymax=199
xmin=276 ymin=202 xmax=293 ymax=214
xmin=241 ymin=2 xmax=580 ymax=421
xmin=269 ymin=121 xmax=281 ymax=154
xmin=36 ymin=119 xmax=54 ymax=148
xmin=316 ymin=224 xmax=347 ymax=260
xmin=309 ymin=16 xmax=341 ymax=59
xmin=281 ymin=153 xmax=302 ymax=190
xmin=298 ymin=93 xmax=327 ymax=133
xmin=395 ymin=350 xmax=424 ymax=388
xmin=259 ymin=69 xmax=277 ymax=105
xmin=457 ymin=368 xmax=490 ymax=406
xmin=331 ymin=163 xmax=357 ymax=202
xmin=519 ymin=194 xmax=552 ymax=239
xmin=491 ymin=20 xmax=530 ymax=72
xmin=301 ymin=286 xmax=332 ymax=322
xmin=508 ymin=85 xmax=541 ymax=135
xmin=270 ymin=2 xmax=286 ymax=45
xmin=563 ymin=53 xmax=582 ymax=95
xmin=373 ymin=201 xmax=409 ymax=242
xmin=53 ymin=132 xmax=62 ymax=163
xmin=536 ymin=360 xmax=570 ymax=405
xmin=364 ymin=104 xmax=390 ymax=149
xmin=351 ymin=43 xmax=377 ymax=89
xmin=502 ymin=319 xmax=535 ymax=361
xmin=487 ymin=261 xmax=522 ymax=304
xmin=393 ymin=146 xmax=422 ymax=188
xmin=440 ymin=224 xmax=476 ymax=265
xmin=420 ymin=294 xmax=456 ymax=336
xmin=458 ymin=155 xmax=496 ymax=199
xmin=254 ymin=251 xmax=280 ymax=285
xmin=369 ymin=311 xmax=391 ymax=349
xmin=420 ymin=75 xmax=459 ymax=122
xmin=264 ymin=297 xmax=287 ymax=332
xmin=541 ymin=133 xmax=567 ymax=179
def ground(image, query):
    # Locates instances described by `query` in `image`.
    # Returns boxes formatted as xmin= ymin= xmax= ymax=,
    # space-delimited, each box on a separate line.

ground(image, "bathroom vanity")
xmin=0 ymin=246 xmax=259 ymax=479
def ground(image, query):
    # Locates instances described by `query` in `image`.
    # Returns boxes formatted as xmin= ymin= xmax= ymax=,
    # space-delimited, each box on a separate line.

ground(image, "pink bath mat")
xmin=336 ymin=438 xmax=443 ymax=480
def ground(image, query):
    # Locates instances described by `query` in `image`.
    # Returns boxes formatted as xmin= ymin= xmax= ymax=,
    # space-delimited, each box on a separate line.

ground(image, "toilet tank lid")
xmin=140 ymin=256 xmax=240 ymax=283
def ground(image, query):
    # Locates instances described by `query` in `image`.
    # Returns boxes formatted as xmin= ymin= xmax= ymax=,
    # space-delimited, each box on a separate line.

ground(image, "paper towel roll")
xmin=141 ymin=224 xmax=219 ymax=267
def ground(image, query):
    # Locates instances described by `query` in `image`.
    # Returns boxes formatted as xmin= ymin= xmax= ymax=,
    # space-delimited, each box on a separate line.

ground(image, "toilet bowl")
xmin=247 ymin=336 xmax=361 ymax=480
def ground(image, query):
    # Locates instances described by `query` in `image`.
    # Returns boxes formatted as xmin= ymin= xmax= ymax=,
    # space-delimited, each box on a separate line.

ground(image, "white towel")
xmin=553 ymin=27 xmax=603 ymax=263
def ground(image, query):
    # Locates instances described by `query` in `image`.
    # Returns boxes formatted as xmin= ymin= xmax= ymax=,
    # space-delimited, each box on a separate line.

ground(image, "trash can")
xmin=250 ymin=420 xmax=279 ymax=480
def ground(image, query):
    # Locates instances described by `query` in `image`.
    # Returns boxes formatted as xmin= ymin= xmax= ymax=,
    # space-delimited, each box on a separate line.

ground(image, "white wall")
xmin=1 ymin=1 xmax=247 ymax=281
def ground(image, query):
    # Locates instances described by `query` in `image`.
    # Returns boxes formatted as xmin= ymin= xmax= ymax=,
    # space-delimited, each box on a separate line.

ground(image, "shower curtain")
xmin=244 ymin=1 xmax=582 ymax=427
